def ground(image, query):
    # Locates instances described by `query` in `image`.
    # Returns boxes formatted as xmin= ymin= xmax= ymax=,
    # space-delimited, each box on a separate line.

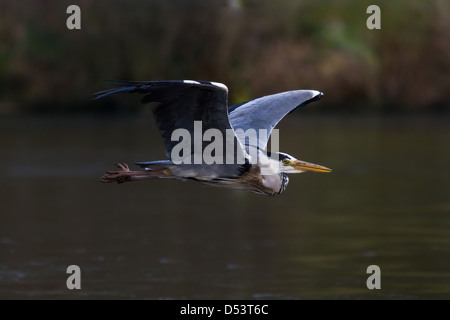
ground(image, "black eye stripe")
xmin=278 ymin=153 xmax=291 ymax=160
xmin=266 ymin=151 xmax=293 ymax=161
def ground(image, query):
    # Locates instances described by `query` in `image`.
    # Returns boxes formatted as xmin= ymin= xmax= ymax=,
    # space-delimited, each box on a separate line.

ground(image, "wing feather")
xmin=228 ymin=90 xmax=323 ymax=150
xmin=94 ymin=80 xmax=250 ymax=179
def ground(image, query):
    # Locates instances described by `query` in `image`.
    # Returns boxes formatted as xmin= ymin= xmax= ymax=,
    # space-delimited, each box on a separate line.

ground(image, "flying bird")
xmin=95 ymin=80 xmax=331 ymax=196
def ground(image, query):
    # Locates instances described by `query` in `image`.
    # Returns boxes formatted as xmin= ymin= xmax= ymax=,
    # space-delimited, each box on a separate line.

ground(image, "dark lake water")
xmin=1 ymin=115 xmax=449 ymax=299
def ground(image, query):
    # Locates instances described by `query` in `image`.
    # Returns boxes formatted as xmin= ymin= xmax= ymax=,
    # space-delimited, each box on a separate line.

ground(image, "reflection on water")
xmin=1 ymin=115 xmax=449 ymax=299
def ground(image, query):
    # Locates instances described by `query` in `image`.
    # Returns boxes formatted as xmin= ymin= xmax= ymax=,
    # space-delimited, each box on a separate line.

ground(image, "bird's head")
xmin=274 ymin=152 xmax=332 ymax=174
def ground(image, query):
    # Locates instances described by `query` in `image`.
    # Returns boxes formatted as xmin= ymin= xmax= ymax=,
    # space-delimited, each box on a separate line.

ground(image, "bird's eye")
xmin=282 ymin=159 xmax=290 ymax=165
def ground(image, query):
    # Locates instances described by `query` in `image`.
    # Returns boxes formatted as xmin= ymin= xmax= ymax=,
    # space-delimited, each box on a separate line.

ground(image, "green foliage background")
xmin=0 ymin=0 xmax=449 ymax=114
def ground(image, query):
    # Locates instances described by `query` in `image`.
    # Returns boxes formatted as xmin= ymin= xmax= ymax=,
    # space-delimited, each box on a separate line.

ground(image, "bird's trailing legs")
xmin=99 ymin=163 xmax=170 ymax=184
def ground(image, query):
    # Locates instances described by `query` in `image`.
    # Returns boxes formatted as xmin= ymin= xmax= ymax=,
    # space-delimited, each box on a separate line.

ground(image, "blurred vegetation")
xmin=0 ymin=0 xmax=449 ymax=115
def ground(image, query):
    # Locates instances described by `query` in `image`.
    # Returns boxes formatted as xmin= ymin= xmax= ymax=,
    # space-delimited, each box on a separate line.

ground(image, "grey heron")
xmin=95 ymin=80 xmax=331 ymax=196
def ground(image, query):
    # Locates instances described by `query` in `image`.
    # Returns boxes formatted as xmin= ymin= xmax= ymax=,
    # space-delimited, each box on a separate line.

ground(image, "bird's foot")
xmin=99 ymin=163 xmax=133 ymax=184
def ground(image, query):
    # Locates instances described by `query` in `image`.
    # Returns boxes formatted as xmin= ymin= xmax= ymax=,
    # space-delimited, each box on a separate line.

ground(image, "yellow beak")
xmin=291 ymin=160 xmax=332 ymax=173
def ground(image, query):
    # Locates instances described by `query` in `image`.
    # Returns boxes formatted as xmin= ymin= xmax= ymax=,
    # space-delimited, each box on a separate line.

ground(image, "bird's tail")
xmin=135 ymin=160 xmax=174 ymax=170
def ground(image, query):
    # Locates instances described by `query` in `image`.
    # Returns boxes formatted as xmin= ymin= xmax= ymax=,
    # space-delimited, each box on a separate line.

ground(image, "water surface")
xmin=1 ymin=115 xmax=449 ymax=299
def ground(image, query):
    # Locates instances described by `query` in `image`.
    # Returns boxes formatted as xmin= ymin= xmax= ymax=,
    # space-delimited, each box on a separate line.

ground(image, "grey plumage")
xmin=228 ymin=90 xmax=323 ymax=150
xmin=96 ymin=80 xmax=331 ymax=195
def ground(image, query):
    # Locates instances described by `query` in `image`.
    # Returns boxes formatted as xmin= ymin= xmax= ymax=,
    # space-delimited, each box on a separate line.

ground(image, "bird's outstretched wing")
xmin=228 ymin=90 xmax=323 ymax=150
xmin=94 ymin=80 xmax=250 ymax=179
